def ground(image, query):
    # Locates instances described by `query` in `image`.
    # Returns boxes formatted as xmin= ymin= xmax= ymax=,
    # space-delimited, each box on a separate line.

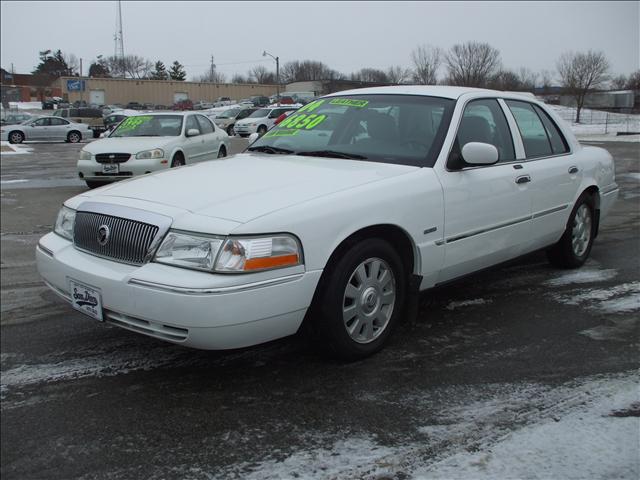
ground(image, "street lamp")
xmin=262 ymin=50 xmax=279 ymax=102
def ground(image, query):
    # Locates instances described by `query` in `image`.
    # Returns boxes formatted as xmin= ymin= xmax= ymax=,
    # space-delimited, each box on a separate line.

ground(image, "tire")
xmin=8 ymin=131 xmax=24 ymax=144
xmin=307 ymin=238 xmax=406 ymax=360
xmin=547 ymin=193 xmax=596 ymax=268
xmin=217 ymin=146 xmax=227 ymax=158
xmin=92 ymin=129 xmax=100 ymax=139
xmin=67 ymin=131 xmax=81 ymax=143
xmin=227 ymin=125 xmax=235 ymax=136
xmin=257 ymin=125 xmax=267 ymax=136
xmin=85 ymin=180 xmax=104 ymax=189
xmin=171 ymin=153 xmax=185 ymax=167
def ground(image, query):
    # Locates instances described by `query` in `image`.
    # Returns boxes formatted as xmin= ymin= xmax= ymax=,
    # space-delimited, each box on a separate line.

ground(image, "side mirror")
xmin=248 ymin=132 xmax=260 ymax=144
xmin=186 ymin=128 xmax=200 ymax=137
xmin=461 ymin=142 xmax=499 ymax=166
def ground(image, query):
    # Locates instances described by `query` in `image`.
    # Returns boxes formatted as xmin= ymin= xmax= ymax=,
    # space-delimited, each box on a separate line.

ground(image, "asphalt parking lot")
xmin=1 ymin=139 xmax=639 ymax=479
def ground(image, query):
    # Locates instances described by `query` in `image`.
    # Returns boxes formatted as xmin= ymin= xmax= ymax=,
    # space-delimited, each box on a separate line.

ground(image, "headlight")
xmin=54 ymin=206 xmax=76 ymax=241
xmin=154 ymin=231 xmax=223 ymax=271
xmin=135 ymin=148 xmax=164 ymax=159
xmin=79 ymin=150 xmax=91 ymax=160
xmin=215 ymin=235 xmax=302 ymax=272
xmin=153 ymin=232 xmax=302 ymax=273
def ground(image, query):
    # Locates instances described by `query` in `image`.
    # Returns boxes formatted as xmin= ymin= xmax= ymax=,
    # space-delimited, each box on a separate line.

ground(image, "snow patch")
xmin=621 ymin=172 xmax=640 ymax=181
xmin=445 ymin=299 xmax=491 ymax=310
xmin=0 ymin=141 xmax=34 ymax=155
xmin=413 ymin=376 xmax=639 ymax=480
xmin=7 ymin=101 xmax=42 ymax=110
xmin=545 ymin=268 xmax=618 ymax=286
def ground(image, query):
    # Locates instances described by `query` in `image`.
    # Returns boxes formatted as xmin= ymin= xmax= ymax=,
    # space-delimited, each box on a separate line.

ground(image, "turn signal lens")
xmin=215 ymin=235 xmax=301 ymax=272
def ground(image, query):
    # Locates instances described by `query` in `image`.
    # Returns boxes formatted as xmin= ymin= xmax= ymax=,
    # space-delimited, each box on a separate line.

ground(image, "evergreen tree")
xmin=32 ymin=49 xmax=73 ymax=77
xmin=169 ymin=61 xmax=186 ymax=81
xmin=150 ymin=61 xmax=168 ymax=80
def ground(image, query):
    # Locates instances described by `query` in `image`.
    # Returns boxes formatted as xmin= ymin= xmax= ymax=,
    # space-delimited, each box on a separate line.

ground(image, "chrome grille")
xmin=95 ymin=153 xmax=131 ymax=163
xmin=73 ymin=212 xmax=159 ymax=265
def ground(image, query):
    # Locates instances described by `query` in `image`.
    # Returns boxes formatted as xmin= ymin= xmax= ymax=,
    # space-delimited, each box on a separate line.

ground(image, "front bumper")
xmin=233 ymin=124 xmax=258 ymax=136
xmin=36 ymin=232 xmax=322 ymax=349
xmin=77 ymin=158 xmax=169 ymax=182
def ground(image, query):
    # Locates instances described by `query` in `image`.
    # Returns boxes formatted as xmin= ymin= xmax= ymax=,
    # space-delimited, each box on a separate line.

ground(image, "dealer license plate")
xmin=102 ymin=163 xmax=119 ymax=174
xmin=68 ymin=278 xmax=104 ymax=321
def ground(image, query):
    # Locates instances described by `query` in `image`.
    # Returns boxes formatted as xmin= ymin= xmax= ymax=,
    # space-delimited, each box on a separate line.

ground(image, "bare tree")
xmin=517 ymin=67 xmax=538 ymax=91
xmin=250 ymin=65 xmax=276 ymax=84
xmin=626 ymin=70 xmax=640 ymax=90
xmin=195 ymin=69 xmax=226 ymax=83
xmin=610 ymin=74 xmax=627 ymax=90
xmin=280 ymin=60 xmax=340 ymax=83
xmin=411 ymin=45 xmax=441 ymax=85
xmin=538 ymin=69 xmax=554 ymax=92
xmin=63 ymin=53 xmax=80 ymax=75
xmin=350 ymin=68 xmax=389 ymax=83
xmin=386 ymin=65 xmax=411 ymax=84
xmin=231 ymin=73 xmax=249 ymax=84
xmin=445 ymin=41 xmax=501 ymax=87
xmin=557 ymin=50 xmax=610 ymax=122
xmin=488 ymin=70 xmax=522 ymax=91
xmin=104 ymin=54 xmax=154 ymax=79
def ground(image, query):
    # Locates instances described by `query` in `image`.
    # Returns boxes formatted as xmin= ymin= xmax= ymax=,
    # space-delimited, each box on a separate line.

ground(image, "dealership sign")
xmin=67 ymin=79 xmax=86 ymax=91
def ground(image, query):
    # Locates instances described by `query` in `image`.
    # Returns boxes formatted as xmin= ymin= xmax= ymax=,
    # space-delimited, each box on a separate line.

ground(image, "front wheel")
xmin=257 ymin=125 xmax=267 ymax=136
xmin=227 ymin=125 xmax=235 ymax=136
xmin=9 ymin=131 xmax=24 ymax=144
xmin=307 ymin=238 xmax=406 ymax=360
xmin=547 ymin=194 xmax=596 ymax=268
xmin=217 ymin=146 xmax=227 ymax=158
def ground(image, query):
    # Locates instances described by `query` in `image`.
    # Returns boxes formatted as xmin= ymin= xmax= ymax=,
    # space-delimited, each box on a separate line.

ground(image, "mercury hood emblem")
xmin=97 ymin=224 xmax=110 ymax=246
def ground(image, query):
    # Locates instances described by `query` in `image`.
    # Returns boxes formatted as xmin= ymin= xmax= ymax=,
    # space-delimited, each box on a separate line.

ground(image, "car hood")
xmin=82 ymin=153 xmax=417 ymax=223
xmin=83 ymin=136 xmax=176 ymax=154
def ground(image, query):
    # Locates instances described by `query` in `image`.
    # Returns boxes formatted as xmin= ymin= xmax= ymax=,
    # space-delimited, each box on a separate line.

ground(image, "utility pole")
xmin=80 ymin=58 xmax=83 ymax=105
xmin=210 ymin=55 xmax=215 ymax=82
xmin=115 ymin=0 xmax=125 ymax=78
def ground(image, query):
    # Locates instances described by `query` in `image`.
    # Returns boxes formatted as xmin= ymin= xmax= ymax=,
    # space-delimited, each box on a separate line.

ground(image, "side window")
xmin=533 ymin=105 xmax=570 ymax=155
xmin=33 ymin=118 xmax=50 ymax=126
xmin=69 ymin=109 xmax=79 ymax=117
xmin=505 ymin=100 xmax=553 ymax=158
xmin=185 ymin=115 xmax=201 ymax=133
xmin=58 ymin=109 xmax=68 ymax=118
xmin=196 ymin=115 xmax=214 ymax=134
xmin=268 ymin=109 xmax=281 ymax=118
xmin=454 ymin=99 xmax=515 ymax=163
xmin=49 ymin=118 xmax=68 ymax=126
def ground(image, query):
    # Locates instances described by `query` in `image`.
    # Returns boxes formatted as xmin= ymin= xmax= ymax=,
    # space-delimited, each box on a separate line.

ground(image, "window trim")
xmin=532 ymin=104 xmax=570 ymax=155
xmin=445 ymin=96 xmax=517 ymax=171
xmin=504 ymin=99 xmax=573 ymax=161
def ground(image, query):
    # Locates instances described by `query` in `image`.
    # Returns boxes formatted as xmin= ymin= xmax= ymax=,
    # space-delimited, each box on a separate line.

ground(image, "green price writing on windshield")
xmin=118 ymin=116 xmax=153 ymax=131
xmin=277 ymin=113 xmax=327 ymax=130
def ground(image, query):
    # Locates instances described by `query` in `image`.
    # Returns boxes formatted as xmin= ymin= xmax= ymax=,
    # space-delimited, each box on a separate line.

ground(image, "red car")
xmin=172 ymin=99 xmax=193 ymax=111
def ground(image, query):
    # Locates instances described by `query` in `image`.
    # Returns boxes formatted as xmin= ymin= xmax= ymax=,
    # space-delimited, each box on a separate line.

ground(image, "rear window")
xmin=505 ymin=100 xmax=553 ymax=158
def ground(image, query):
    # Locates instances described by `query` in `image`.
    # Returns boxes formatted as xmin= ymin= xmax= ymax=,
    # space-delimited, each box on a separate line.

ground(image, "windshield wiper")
xmin=247 ymin=145 xmax=295 ymax=154
xmin=295 ymin=150 xmax=367 ymax=160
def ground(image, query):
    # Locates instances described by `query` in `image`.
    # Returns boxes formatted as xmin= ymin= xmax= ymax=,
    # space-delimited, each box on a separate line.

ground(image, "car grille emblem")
xmin=97 ymin=225 xmax=110 ymax=246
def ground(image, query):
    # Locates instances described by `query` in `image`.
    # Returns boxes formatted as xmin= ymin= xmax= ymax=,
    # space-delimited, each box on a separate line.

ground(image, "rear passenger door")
xmin=48 ymin=117 xmax=71 ymax=141
xmin=195 ymin=114 xmax=220 ymax=160
xmin=505 ymin=100 xmax=581 ymax=250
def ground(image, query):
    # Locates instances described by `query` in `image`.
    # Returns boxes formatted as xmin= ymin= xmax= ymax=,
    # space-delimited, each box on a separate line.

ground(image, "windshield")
xmin=248 ymin=108 xmax=270 ymax=118
xmin=248 ymin=94 xmax=455 ymax=167
xmin=217 ymin=109 xmax=240 ymax=119
xmin=111 ymin=115 xmax=183 ymax=137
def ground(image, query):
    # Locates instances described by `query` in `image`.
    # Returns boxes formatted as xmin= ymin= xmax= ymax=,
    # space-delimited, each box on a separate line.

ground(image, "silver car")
xmin=0 ymin=116 xmax=92 ymax=144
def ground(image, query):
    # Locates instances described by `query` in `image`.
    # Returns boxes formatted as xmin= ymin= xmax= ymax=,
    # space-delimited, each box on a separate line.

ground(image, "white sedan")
xmin=77 ymin=112 xmax=229 ymax=189
xmin=1 ymin=116 xmax=92 ymax=144
xmin=37 ymin=86 xmax=618 ymax=360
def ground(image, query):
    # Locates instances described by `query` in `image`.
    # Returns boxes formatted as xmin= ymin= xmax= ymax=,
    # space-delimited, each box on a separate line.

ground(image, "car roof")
xmin=323 ymin=85 xmax=516 ymax=100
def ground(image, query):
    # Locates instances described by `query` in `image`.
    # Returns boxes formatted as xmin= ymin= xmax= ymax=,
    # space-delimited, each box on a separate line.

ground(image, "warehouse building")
xmin=52 ymin=76 xmax=278 ymax=105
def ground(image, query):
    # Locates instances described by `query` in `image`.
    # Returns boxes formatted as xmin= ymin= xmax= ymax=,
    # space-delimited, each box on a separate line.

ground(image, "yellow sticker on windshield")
xmin=329 ymin=99 xmax=369 ymax=108
xmin=277 ymin=113 xmax=327 ymax=130
xmin=264 ymin=129 xmax=299 ymax=138
xmin=297 ymin=99 xmax=325 ymax=113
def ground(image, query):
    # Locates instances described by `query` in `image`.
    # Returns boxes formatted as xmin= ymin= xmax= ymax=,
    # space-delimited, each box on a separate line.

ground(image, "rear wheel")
xmin=307 ymin=238 xmax=406 ymax=360
xmin=9 ymin=131 xmax=24 ymax=144
xmin=217 ymin=146 xmax=227 ymax=158
xmin=67 ymin=131 xmax=81 ymax=143
xmin=257 ymin=125 xmax=267 ymax=136
xmin=547 ymin=193 xmax=596 ymax=268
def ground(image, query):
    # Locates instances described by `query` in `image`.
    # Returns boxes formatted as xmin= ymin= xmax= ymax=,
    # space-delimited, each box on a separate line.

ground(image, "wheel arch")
xmin=322 ymin=224 xmax=418 ymax=281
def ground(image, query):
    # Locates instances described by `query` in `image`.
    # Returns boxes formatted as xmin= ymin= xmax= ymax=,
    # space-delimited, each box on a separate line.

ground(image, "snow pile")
xmin=552 ymin=281 xmax=640 ymax=314
xmin=7 ymin=101 xmax=42 ymax=110
xmin=0 ymin=141 xmax=33 ymax=155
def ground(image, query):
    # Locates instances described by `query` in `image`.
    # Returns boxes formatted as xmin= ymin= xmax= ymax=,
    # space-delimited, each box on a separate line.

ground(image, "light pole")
xmin=262 ymin=50 xmax=279 ymax=102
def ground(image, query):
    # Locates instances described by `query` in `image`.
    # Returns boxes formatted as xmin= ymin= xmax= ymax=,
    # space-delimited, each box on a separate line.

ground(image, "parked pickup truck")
xmin=54 ymin=108 xmax=105 ymax=138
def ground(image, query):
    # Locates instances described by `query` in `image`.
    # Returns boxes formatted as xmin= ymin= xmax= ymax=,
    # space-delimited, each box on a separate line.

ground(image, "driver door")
xmin=27 ymin=118 xmax=51 ymax=140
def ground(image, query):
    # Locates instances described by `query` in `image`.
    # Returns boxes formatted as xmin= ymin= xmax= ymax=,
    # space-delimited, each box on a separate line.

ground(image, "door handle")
xmin=568 ymin=166 xmax=579 ymax=174
xmin=515 ymin=175 xmax=531 ymax=184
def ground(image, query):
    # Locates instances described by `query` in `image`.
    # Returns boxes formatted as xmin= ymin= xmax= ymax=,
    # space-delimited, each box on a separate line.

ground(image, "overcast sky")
xmin=1 ymin=1 xmax=638 ymax=81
